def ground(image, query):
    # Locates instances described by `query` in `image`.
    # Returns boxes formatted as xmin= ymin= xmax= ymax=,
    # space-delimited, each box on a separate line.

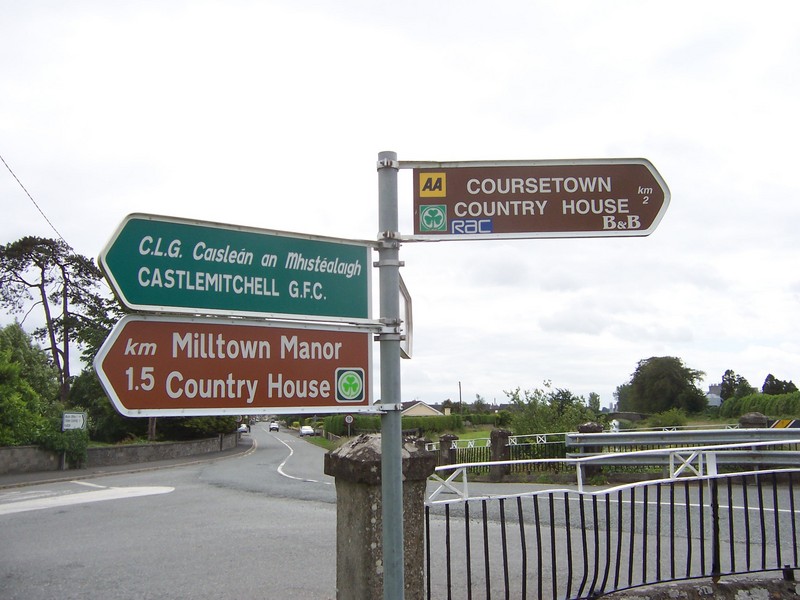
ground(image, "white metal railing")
xmin=425 ymin=432 xmax=566 ymax=451
xmin=631 ymin=423 xmax=740 ymax=432
xmin=427 ymin=438 xmax=800 ymax=503
xmin=425 ymin=438 xmax=492 ymax=451
xmin=508 ymin=432 xmax=566 ymax=446
xmin=424 ymin=425 xmax=745 ymax=452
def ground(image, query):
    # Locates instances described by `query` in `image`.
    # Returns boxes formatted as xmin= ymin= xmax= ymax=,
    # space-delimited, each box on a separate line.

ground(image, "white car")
xmin=269 ymin=421 xmax=279 ymax=432
xmin=299 ymin=425 xmax=314 ymax=437
xmin=237 ymin=423 xmax=249 ymax=433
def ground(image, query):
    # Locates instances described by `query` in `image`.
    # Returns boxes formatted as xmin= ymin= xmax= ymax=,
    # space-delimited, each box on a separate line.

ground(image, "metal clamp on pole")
xmin=373 ymin=258 xmax=405 ymax=268
xmin=377 ymin=157 xmax=400 ymax=170
xmin=377 ymin=230 xmax=402 ymax=248
xmin=375 ymin=318 xmax=403 ymax=342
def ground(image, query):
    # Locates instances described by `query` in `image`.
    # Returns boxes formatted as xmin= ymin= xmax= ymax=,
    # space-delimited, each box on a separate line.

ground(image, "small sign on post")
xmin=62 ymin=412 xmax=87 ymax=431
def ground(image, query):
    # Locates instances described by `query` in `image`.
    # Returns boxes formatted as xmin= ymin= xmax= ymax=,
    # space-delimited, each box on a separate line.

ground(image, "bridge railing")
xmin=425 ymin=441 xmax=800 ymax=599
xmin=565 ymin=427 xmax=800 ymax=454
xmin=429 ymin=438 xmax=800 ymax=500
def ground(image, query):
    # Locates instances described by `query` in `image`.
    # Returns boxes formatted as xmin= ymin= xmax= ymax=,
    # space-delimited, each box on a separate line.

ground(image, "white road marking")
xmin=72 ymin=480 xmax=107 ymax=489
xmin=274 ymin=436 xmax=330 ymax=484
xmin=0 ymin=485 xmax=174 ymax=516
xmin=0 ymin=489 xmax=59 ymax=502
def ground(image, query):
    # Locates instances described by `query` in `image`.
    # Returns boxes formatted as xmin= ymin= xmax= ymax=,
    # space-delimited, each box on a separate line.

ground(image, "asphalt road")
xmin=2 ymin=428 xmax=792 ymax=599
xmin=0 ymin=424 xmax=338 ymax=600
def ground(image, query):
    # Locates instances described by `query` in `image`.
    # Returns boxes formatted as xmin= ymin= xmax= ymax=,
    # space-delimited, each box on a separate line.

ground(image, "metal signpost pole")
xmin=377 ymin=150 xmax=404 ymax=600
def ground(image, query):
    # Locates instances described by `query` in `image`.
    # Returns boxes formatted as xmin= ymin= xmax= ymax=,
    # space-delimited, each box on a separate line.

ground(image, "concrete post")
xmin=324 ymin=433 xmax=437 ymax=600
xmin=489 ymin=429 xmax=511 ymax=482
xmin=438 ymin=434 xmax=459 ymax=466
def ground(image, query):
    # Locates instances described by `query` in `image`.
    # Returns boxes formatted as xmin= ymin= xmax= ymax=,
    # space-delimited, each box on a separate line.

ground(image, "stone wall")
xmin=0 ymin=445 xmax=62 ymax=474
xmin=0 ymin=433 xmax=239 ymax=475
xmin=606 ymin=576 xmax=799 ymax=599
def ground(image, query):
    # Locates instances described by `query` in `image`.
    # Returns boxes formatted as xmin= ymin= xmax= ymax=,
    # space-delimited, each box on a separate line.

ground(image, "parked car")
xmin=269 ymin=421 xmax=279 ymax=432
xmin=299 ymin=425 xmax=314 ymax=437
xmin=237 ymin=423 xmax=249 ymax=433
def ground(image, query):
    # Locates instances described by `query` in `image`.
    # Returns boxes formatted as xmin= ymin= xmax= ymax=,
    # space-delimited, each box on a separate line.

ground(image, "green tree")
xmin=0 ymin=237 xmax=108 ymax=402
xmin=614 ymin=383 xmax=633 ymax=411
xmin=762 ymin=374 xmax=798 ymax=395
xmin=0 ymin=322 xmax=59 ymax=402
xmin=720 ymin=369 xmax=756 ymax=400
xmin=626 ymin=356 xmax=706 ymax=414
xmin=587 ymin=392 xmax=601 ymax=414
xmin=0 ymin=322 xmax=66 ymax=446
xmin=71 ymin=285 xmax=124 ymax=364
xmin=472 ymin=394 xmax=488 ymax=414
xmin=0 ymin=348 xmax=47 ymax=445
xmin=506 ymin=383 xmax=596 ymax=434
xmin=68 ymin=368 xmax=147 ymax=443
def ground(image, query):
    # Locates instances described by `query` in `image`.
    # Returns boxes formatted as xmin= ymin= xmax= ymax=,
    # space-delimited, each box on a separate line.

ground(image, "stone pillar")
xmin=740 ymin=412 xmax=769 ymax=428
xmin=489 ymin=429 xmax=511 ymax=482
xmin=438 ymin=433 xmax=459 ymax=466
xmin=324 ymin=433 xmax=437 ymax=600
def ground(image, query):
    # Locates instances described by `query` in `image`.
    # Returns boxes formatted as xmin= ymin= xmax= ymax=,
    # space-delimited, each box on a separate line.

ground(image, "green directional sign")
xmin=99 ymin=213 xmax=374 ymax=322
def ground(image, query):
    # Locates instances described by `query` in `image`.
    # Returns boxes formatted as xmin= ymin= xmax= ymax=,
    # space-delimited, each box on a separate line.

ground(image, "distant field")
xmin=447 ymin=428 xmax=492 ymax=441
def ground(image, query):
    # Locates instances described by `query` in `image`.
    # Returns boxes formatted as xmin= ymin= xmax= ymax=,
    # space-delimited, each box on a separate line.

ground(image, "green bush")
xmin=37 ymin=423 xmax=89 ymax=468
xmin=462 ymin=412 xmax=511 ymax=427
xmin=155 ymin=416 xmax=238 ymax=440
xmin=720 ymin=395 xmax=742 ymax=418
xmin=719 ymin=391 xmax=800 ymax=419
xmin=647 ymin=408 xmax=688 ymax=428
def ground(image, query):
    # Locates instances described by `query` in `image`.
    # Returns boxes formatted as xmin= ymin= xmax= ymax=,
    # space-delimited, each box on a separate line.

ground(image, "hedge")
xmin=719 ymin=391 xmax=800 ymax=419
xmin=323 ymin=414 xmax=465 ymax=437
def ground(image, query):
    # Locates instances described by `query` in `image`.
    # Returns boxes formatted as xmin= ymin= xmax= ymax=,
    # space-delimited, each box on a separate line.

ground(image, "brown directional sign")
xmin=410 ymin=158 xmax=669 ymax=240
xmin=94 ymin=315 xmax=373 ymax=416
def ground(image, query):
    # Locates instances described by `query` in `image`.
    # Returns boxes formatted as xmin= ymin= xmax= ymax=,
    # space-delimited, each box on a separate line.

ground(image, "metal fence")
xmin=425 ymin=448 xmax=800 ymax=599
xmin=431 ymin=433 xmax=569 ymax=475
xmin=508 ymin=434 xmax=568 ymax=473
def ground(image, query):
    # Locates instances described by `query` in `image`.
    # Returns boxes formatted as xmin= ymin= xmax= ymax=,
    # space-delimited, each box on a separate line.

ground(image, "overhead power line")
xmin=1 ymin=152 xmax=69 ymax=245
xmin=0 ymin=152 xmax=113 ymax=297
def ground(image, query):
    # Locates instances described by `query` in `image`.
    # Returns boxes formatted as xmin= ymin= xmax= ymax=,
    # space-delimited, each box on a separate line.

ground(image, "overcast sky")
xmin=2 ymin=1 xmax=799 ymax=409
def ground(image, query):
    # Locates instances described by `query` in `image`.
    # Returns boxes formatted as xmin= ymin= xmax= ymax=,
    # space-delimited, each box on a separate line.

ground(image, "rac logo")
xmin=451 ymin=219 xmax=493 ymax=234
xmin=419 ymin=172 xmax=446 ymax=197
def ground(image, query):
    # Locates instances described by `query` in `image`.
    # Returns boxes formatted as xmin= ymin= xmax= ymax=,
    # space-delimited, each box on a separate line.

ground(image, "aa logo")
xmin=419 ymin=205 xmax=447 ymax=232
xmin=336 ymin=368 xmax=365 ymax=402
xmin=419 ymin=172 xmax=446 ymax=197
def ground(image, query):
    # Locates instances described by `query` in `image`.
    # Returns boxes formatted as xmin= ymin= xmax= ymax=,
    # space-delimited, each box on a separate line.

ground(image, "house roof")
xmin=401 ymin=401 xmax=443 ymax=415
